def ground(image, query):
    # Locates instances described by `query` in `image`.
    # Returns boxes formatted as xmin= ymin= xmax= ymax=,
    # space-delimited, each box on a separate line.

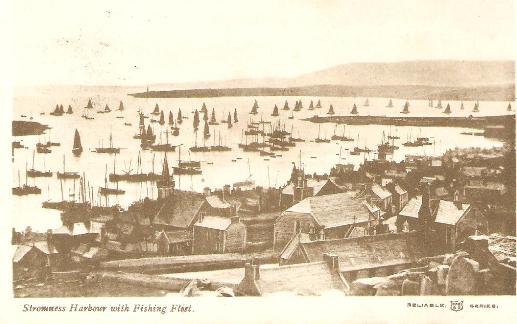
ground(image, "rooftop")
xmin=194 ymin=216 xmax=232 ymax=231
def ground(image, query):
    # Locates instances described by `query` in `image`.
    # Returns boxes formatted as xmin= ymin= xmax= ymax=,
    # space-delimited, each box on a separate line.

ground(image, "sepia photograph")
xmin=3 ymin=0 xmax=516 ymax=322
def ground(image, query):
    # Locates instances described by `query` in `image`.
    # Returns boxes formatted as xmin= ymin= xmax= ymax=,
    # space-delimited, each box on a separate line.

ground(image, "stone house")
xmin=192 ymin=216 xmax=247 ymax=254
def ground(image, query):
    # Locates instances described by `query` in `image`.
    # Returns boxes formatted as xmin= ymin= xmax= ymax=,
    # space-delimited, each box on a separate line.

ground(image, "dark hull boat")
xmin=152 ymin=103 xmax=160 ymax=115
xmin=159 ymin=111 xmax=165 ymax=125
xmin=328 ymin=104 xmax=335 ymax=115
xmin=99 ymin=187 xmax=125 ymax=196
xmin=93 ymin=132 xmax=120 ymax=154
xmin=177 ymin=109 xmax=183 ymax=123
xmin=283 ymin=100 xmax=290 ymax=110
xmin=315 ymin=100 xmax=322 ymax=109
xmin=250 ymin=100 xmax=259 ymax=115
xmin=118 ymin=101 xmax=124 ymax=111
xmin=169 ymin=111 xmax=174 ymax=125
xmin=85 ymin=98 xmax=94 ymax=109
xmin=57 ymin=172 xmax=80 ymax=179
xmin=209 ymin=108 xmax=219 ymax=125
xmin=36 ymin=144 xmax=52 ymax=154
xmin=233 ymin=109 xmax=238 ymax=123
xmin=350 ymin=104 xmax=358 ymax=115
xmin=27 ymin=169 xmax=52 ymax=177
xmin=508 ymin=103 xmax=512 ymax=112
xmin=150 ymin=144 xmax=176 ymax=152
xmin=72 ymin=129 xmax=83 ymax=156
xmin=308 ymin=101 xmax=314 ymax=110
xmin=400 ymin=101 xmax=410 ymax=114
xmin=473 ymin=101 xmax=480 ymax=112
xmin=66 ymin=105 xmax=73 ymax=114
xmin=13 ymin=185 xmax=41 ymax=196
xmin=443 ymin=104 xmax=451 ymax=114
xmin=109 ymin=173 xmax=161 ymax=182
xmin=271 ymin=105 xmax=279 ymax=116
xmin=50 ymin=104 xmax=64 ymax=116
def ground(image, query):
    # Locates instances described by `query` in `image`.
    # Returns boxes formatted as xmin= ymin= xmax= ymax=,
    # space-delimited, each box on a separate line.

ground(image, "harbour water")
xmin=12 ymin=85 xmax=512 ymax=231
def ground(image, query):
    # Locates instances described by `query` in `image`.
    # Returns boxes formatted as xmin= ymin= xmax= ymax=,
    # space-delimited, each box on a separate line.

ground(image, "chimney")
xmin=319 ymin=228 xmax=325 ymax=240
xmin=203 ymin=187 xmax=211 ymax=196
xmin=453 ymin=190 xmax=462 ymax=209
xmin=323 ymin=253 xmax=339 ymax=271
xmin=46 ymin=229 xmax=53 ymax=249
xmin=253 ymin=264 xmax=260 ymax=280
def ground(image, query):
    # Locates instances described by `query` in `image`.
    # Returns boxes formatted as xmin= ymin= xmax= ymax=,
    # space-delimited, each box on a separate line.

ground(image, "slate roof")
xmin=297 ymin=232 xmax=423 ymax=272
xmin=12 ymin=245 xmax=33 ymax=263
xmin=252 ymin=262 xmax=346 ymax=295
xmin=153 ymin=191 xmax=206 ymax=228
xmin=399 ymin=196 xmax=470 ymax=226
xmin=282 ymin=192 xmax=376 ymax=229
xmin=370 ymin=184 xmax=392 ymax=200
xmin=33 ymin=241 xmax=59 ymax=255
xmin=205 ymin=195 xmax=231 ymax=209
xmin=194 ymin=216 xmax=232 ymax=231
xmin=281 ymin=179 xmax=330 ymax=196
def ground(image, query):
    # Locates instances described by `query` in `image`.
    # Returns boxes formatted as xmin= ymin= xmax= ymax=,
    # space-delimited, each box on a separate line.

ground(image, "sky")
xmin=10 ymin=0 xmax=516 ymax=85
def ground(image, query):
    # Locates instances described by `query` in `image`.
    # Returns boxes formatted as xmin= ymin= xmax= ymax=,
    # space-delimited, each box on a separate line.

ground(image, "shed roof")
xmin=282 ymin=192 xmax=376 ymax=229
xmin=298 ymin=232 xmax=423 ymax=272
xmin=153 ymin=191 xmax=206 ymax=229
xmin=205 ymin=195 xmax=231 ymax=209
xmin=33 ymin=241 xmax=59 ymax=255
xmin=12 ymin=245 xmax=33 ymax=263
xmin=370 ymin=184 xmax=392 ymax=200
xmin=194 ymin=216 xmax=232 ymax=231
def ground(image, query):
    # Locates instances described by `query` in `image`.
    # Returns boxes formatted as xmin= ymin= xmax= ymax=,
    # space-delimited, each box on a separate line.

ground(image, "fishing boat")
xmin=104 ymin=104 xmax=111 ymax=113
xmin=152 ymin=103 xmax=160 ymax=115
xmin=308 ymin=100 xmax=314 ymax=110
xmin=203 ymin=110 xmax=209 ymax=122
xmin=85 ymin=98 xmax=94 ymax=109
xmin=36 ymin=143 xmax=51 ymax=154
xmin=27 ymin=151 xmax=52 ymax=177
xmin=508 ymin=103 xmax=513 ymax=112
xmin=209 ymin=108 xmax=219 ymax=125
xmin=283 ymin=100 xmax=290 ymax=110
xmin=108 ymin=152 xmax=161 ymax=182
xmin=250 ymin=100 xmax=259 ymax=115
xmin=57 ymin=155 xmax=80 ymax=179
xmin=443 ymin=103 xmax=451 ymax=114
xmin=315 ymin=100 xmax=322 ymax=109
xmin=66 ymin=105 xmax=73 ymax=114
xmin=190 ymin=130 xmax=211 ymax=152
xmin=271 ymin=104 xmax=279 ymax=116
xmin=327 ymin=104 xmax=335 ymax=115
xmin=203 ymin=120 xmax=211 ymax=138
xmin=193 ymin=109 xmax=200 ymax=129
xmin=315 ymin=125 xmax=330 ymax=143
xmin=210 ymin=131 xmax=232 ymax=151
xmin=72 ymin=129 xmax=83 ymax=156
xmin=168 ymin=111 xmax=174 ymax=125
xmin=350 ymin=104 xmax=358 ymax=115
xmin=93 ymin=132 xmax=121 ymax=154
xmin=124 ymin=122 xmax=132 ymax=126
xmin=12 ymin=141 xmax=26 ymax=149
xmin=177 ymin=109 xmax=183 ymax=123
xmin=227 ymin=112 xmax=233 ymax=128
xmin=331 ymin=124 xmax=353 ymax=141
xmin=386 ymin=99 xmax=393 ymax=108
xmin=171 ymin=120 xmax=180 ymax=136
xmin=377 ymin=131 xmax=398 ymax=154
xmin=158 ymin=111 xmax=165 ymax=125
xmin=400 ymin=101 xmax=410 ymax=114
xmin=81 ymin=108 xmax=94 ymax=120
xmin=233 ymin=108 xmax=238 ymax=123
xmin=173 ymin=147 xmax=202 ymax=175
xmin=99 ymin=165 xmax=125 ymax=196
xmin=12 ymin=169 xmax=41 ymax=196
xmin=473 ymin=101 xmax=480 ymax=112
xmin=50 ymin=104 xmax=64 ymax=116
xmin=293 ymin=100 xmax=301 ymax=112
xmin=435 ymin=100 xmax=443 ymax=109
xmin=201 ymin=102 xmax=208 ymax=114
xmin=460 ymin=101 xmax=465 ymax=110
xmin=151 ymin=130 xmax=176 ymax=152
xmin=363 ymin=98 xmax=369 ymax=107
xmin=118 ymin=101 xmax=124 ymax=111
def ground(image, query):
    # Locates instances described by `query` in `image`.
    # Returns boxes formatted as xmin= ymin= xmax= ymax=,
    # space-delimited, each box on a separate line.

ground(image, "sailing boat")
xmin=27 ymin=150 xmax=52 ymax=177
xmin=227 ymin=112 xmax=233 ymax=128
xmin=193 ymin=109 xmax=200 ymax=129
xmin=118 ymin=101 xmax=124 ymax=111
xmin=173 ymin=146 xmax=202 ymax=175
xmin=209 ymin=108 xmax=219 ymax=125
xmin=331 ymin=124 xmax=353 ymax=141
xmin=12 ymin=167 xmax=41 ymax=196
xmin=100 ymin=164 xmax=125 ymax=196
xmin=315 ymin=100 xmax=322 ymax=109
xmin=350 ymin=103 xmax=358 ymax=115
xmin=158 ymin=111 xmax=165 ymax=125
xmin=443 ymin=103 xmax=451 ymax=114
xmin=401 ymin=101 xmax=410 ymax=114
xmin=152 ymin=103 xmax=160 ymax=115
xmin=308 ymin=100 xmax=314 ymax=110
xmin=66 ymin=105 xmax=73 ymax=114
xmin=460 ymin=101 xmax=465 ymax=110
xmin=50 ymin=104 xmax=63 ymax=116
xmin=386 ymin=99 xmax=393 ymax=108
xmin=435 ymin=100 xmax=443 ymax=109
xmin=271 ymin=104 xmax=279 ymax=116
xmin=327 ymin=104 xmax=335 ymax=115
xmin=233 ymin=108 xmax=238 ymax=123
xmin=168 ymin=111 xmax=174 ymax=125
xmin=250 ymin=100 xmax=259 ymax=115
xmin=72 ymin=129 xmax=83 ymax=156
xmin=94 ymin=132 xmax=120 ymax=154
xmin=85 ymin=98 xmax=94 ymax=109
xmin=363 ymin=98 xmax=369 ymax=107
xmin=171 ymin=120 xmax=180 ymax=136
xmin=293 ymin=100 xmax=301 ymax=112
xmin=203 ymin=110 xmax=208 ymax=122
xmin=201 ymin=102 xmax=208 ymax=114
xmin=151 ymin=129 xmax=176 ymax=152
xmin=288 ymin=111 xmax=294 ymax=119
xmin=104 ymin=104 xmax=111 ymax=113
xmin=315 ymin=125 xmax=330 ymax=143
xmin=508 ymin=103 xmax=512 ymax=112
xmin=204 ymin=120 xmax=211 ymax=138
xmin=473 ymin=101 xmax=480 ymax=112
xmin=283 ymin=100 xmax=290 ymax=110
xmin=57 ymin=155 xmax=80 ymax=179
xmin=177 ymin=109 xmax=183 ymax=123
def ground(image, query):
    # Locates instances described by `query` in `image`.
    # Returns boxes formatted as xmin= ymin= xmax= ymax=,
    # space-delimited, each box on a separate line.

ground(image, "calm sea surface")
xmin=12 ymin=86 xmax=513 ymax=231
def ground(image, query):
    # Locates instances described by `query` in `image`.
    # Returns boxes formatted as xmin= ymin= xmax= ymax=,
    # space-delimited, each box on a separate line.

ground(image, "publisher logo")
xmin=450 ymin=301 xmax=464 ymax=312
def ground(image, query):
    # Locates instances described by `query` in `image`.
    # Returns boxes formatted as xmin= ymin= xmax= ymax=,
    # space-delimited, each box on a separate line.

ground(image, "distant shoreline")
xmin=128 ymin=84 xmax=515 ymax=101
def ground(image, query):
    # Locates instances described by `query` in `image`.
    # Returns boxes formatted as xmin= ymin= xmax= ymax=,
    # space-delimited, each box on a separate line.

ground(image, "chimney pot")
xmin=253 ymin=264 xmax=260 ymax=280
